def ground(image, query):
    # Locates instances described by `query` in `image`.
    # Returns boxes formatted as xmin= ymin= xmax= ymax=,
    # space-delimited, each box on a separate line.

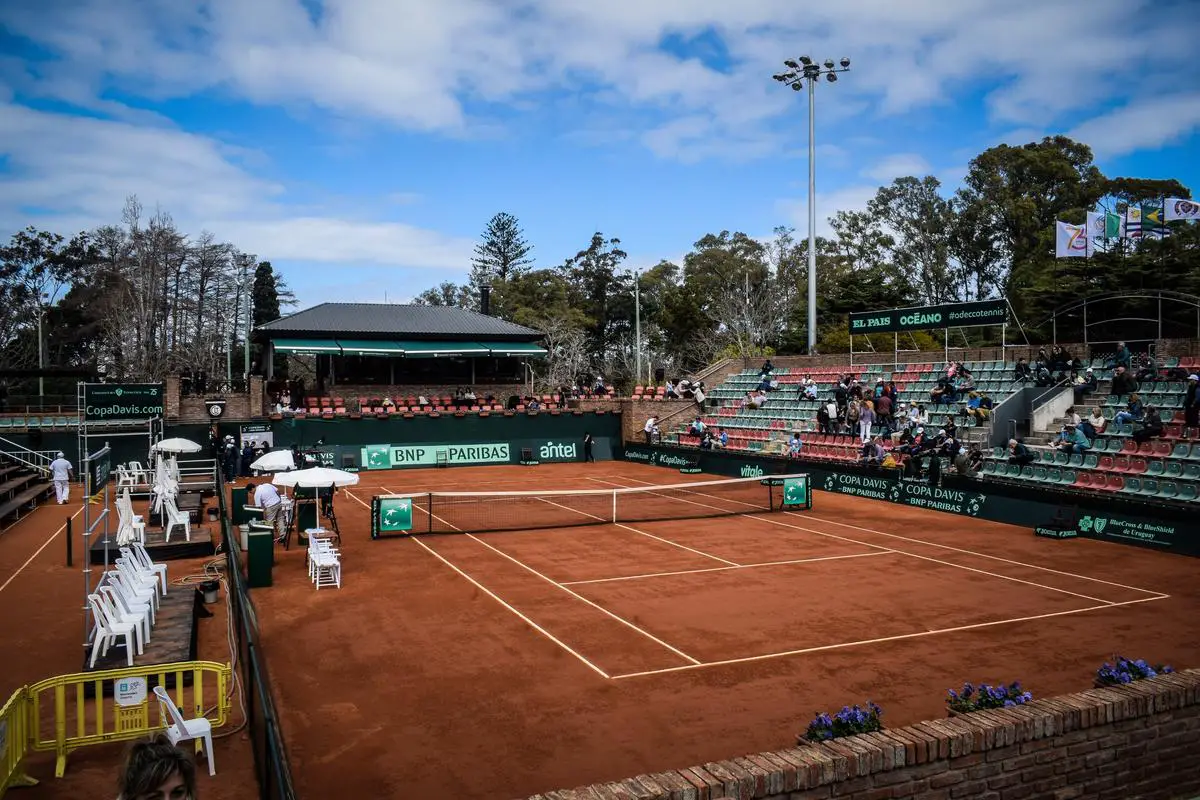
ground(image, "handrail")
xmin=0 ymin=435 xmax=57 ymax=473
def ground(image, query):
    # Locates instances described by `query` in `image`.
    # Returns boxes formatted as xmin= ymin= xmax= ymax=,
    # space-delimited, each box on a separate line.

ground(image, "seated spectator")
xmin=1063 ymin=405 xmax=1081 ymax=426
xmin=1073 ymin=367 xmax=1098 ymax=402
xmin=967 ymin=442 xmax=985 ymax=472
xmin=760 ymin=359 xmax=774 ymax=377
xmin=643 ymin=416 xmax=659 ymax=443
xmin=788 ymin=432 xmax=803 ymax=457
xmin=527 ymin=396 xmax=542 ymax=411
xmin=745 ymin=390 xmax=767 ymax=409
xmin=716 ymin=427 xmax=728 ymax=448
xmin=1114 ymin=392 xmax=1144 ymax=426
xmin=1058 ymin=424 xmax=1091 ymax=455
xmin=1186 ymin=373 xmax=1199 ymax=427
xmin=1111 ymin=365 xmax=1138 ymax=396
xmin=1049 ymin=345 xmax=1070 ymax=373
xmin=942 ymin=415 xmax=958 ymax=442
xmin=860 ymin=436 xmax=886 ymax=466
xmin=1032 ymin=362 xmax=1053 ymax=387
xmin=1135 ymin=357 xmax=1159 ymax=383
xmin=1131 ymin=405 xmax=1164 ymax=443
xmin=964 ymin=391 xmax=993 ymax=423
xmin=381 ymin=396 xmax=396 ymax=410
xmin=418 ymin=395 xmax=430 ymax=407
xmin=1014 ymin=357 xmax=1032 ymax=383
xmin=593 ymin=375 xmax=609 ymax=395
xmin=464 ymin=387 xmax=478 ymax=402
xmin=953 ymin=445 xmax=979 ymax=478
xmin=1080 ymin=406 xmax=1107 ymax=440
xmin=688 ymin=417 xmax=706 ymax=437
xmin=758 ymin=374 xmax=774 ymax=393
xmin=700 ymin=430 xmax=714 ymax=450
xmin=1107 ymin=341 xmax=1132 ymax=371
xmin=801 ymin=380 xmax=818 ymax=401
xmin=1008 ymin=438 xmax=1036 ymax=466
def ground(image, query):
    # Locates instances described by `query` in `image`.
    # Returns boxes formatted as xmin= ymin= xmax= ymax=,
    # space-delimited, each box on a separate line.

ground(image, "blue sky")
xmin=1 ymin=0 xmax=1198 ymax=310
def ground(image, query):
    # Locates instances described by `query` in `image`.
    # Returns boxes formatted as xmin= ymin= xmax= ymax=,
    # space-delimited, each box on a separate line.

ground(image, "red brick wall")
xmin=526 ymin=669 xmax=1200 ymax=800
xmin=578 ymin=398 xmax=696 ymax=443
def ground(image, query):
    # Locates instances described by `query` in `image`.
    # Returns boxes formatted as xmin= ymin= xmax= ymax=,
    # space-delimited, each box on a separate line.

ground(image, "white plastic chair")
xmin=87 ymin=593 xmax=139 ymax=668
xmin=308 ymin=537 xmax=341 ymax=590
xmin=153 ymin=686 xmax=216 ymax=776
xmin=97 ymin=584 xmax=150 ymax=651
xmin=125 ymin=544 xmax=168 ymax=596
xmin=116 ymin=465 xmax=137 ymax=489
xmin=109 ymin=567 xmax=158 ymax=623
xmin=162 ymin=496 xmax=191 ymax=543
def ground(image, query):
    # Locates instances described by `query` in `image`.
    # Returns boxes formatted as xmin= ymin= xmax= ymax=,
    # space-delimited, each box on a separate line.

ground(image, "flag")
xmin=1105 ymin=212 xmax=1123 ymax=239
xmin=1086 ymin=211 xmax=1109 ymax=252
xmin=1142 ymin=203 xmax=1165 ymax=231
xmin=1055 ymin=221 xmax=1089 ymax=258
xmin=1165 ymin=197 xmax=1200 ymax=221
xmin=1125 ymin=206 xmax=1143 ymax=238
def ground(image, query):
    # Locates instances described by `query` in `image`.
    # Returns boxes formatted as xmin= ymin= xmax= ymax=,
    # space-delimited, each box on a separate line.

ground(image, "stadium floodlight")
xmin=772 ymin=54 xmax=851 ymax=355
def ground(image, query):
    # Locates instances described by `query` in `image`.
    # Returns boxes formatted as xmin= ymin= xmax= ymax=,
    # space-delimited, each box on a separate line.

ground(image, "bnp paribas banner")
xmin=360 ymin=438 xmax=607 ymax=469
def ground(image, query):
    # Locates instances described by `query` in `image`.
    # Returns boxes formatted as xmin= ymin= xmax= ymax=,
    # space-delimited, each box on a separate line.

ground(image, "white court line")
xmin=532 ymin=495 xmax=739 ymax=567
xmin=343 ymin=489 xmax=611 ymax=679
xmin=377 ymin=487 xmax=700 ymax=667
xmin=599 ymin=476 xmax=1168 ymax=603
xmin=561 ymin=551 xmax=891 ymax=586
xmin=609 ymin=594 xmax=1171 ymax=680
xmin=0 ymin=506 xmax=86 ymax=595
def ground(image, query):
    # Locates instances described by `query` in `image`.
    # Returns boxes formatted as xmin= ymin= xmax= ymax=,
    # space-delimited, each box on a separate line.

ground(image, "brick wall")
xmin=527 ymin=669 xmax=1200 ymax=800
xmin=578 ymin=398 xmax=695 ymax=443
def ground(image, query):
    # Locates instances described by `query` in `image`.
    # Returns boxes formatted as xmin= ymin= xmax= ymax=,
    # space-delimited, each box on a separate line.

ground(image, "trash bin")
xmin=247 ymin=522 xmax=275 ymax=588
xmin=200 ymin=579 xmax=220 ymax=604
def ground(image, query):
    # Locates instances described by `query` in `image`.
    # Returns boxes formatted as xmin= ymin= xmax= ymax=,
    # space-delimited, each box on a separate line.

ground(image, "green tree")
xmin=469 ymin=212 xmax=534 ymax=288
xmin=413 ymin=281 xmax=474 ymax=308
xmin=563 ymin=232 xmax=629 ymax=365
xmin=869 ymin=176 xmax=955 ymax=303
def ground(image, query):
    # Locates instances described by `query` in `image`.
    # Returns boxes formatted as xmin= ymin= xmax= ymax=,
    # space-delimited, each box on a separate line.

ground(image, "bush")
xmin=947 ymin=681 xmax=1033 ymax=713
xmin=1095 ymin=656 xmax=1173 ymax=686
xmin=800 ymin=702 xmax=883 ymax=743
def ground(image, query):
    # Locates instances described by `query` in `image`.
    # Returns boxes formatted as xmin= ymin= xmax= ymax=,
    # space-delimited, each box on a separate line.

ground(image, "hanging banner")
xmin=848 ymin=299 xmax=1008 ymax=334
xmin=81 ymin=383 xmax=165 ymax=421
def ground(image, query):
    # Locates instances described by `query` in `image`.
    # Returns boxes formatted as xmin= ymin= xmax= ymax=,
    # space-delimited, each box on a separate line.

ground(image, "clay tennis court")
xmin=243 ymin=460 xmax=1199 ymax=799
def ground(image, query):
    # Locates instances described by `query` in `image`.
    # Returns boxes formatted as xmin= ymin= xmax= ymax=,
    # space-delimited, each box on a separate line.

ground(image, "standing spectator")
xmin=582 ymin=432 xmax=595 ymax=463
xmin=49 ymin=451 xmax=74 ymax=505
xmin=1185 ymin=374 xmax=1199 ymax=428
xmin=874 ymin=392 xmax=893 ymax=434
xmin=116 ymin=734 xmax=197 ymax=800
xmin=759 ymin=359 xmax=774 ymax=377
xmin=1109 ymin=341 xmax=1132 ymax=371
xmin=643 ymin=416 xmax=659 ymax=444
xmin=240 ymin=440 xmax=254 ymax=477
xmin=716 ymin=428 xmax=728 ymax=448
xmin=688 ymin=417 xmax=706 ymax=437
xmin=858 ymin=400 xmax=875 ymax=443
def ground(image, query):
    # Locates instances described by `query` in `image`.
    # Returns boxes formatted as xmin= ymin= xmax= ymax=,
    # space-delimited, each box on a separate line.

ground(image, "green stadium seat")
xmin=1147 ymin=460 xmax=1164 ymax=477
xmin=1122 ymin=477 xmax=1142 ymax=494
xmin=1054 ymin=451 xmax=1069 ymax=465
xmin=1184 ymin=464 xmax=1200 ymax=481
xmin=1083 ymin=454 xmax=1099 ymax=470
xmin=1159 ymin=482 xmax=1179 ymax=499
xmin=0 ymin=417 xmax=9 ymax=429
xmin=1060 ymin=469 xmax=1076 ymax=485
xmin=1164 ymin=461 xmax=1183 ymax=480
xmin=1033 ymin=466 xmax=1048 ymax=482
xmin=1140 ymin=478 xmax=1159 ymax=496
xmin=1042 ymin=450 xmax=1057 ymax=464
xmin=1045 ymin=467 xmax=1062 ymax=483
xmin=1172 ymin=443 xmax=1191 ymax=459
xmin=1180 ymin=484 xmax=1198 ymax=502
xmin=1068 ymin=453 xmax=1083 ymax=468
xmin=1020 ymin=466 xmax=1035 ymax=479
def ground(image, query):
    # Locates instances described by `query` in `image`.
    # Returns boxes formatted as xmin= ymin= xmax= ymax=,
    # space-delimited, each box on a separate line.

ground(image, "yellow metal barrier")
xmin=0 ymin=687 xmax=37 ymax=796
xmin=25 ymin=660 xmax=231 ymax=778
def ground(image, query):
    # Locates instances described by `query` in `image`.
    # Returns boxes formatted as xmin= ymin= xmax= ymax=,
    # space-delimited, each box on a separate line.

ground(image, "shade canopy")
xmin=151 ymin=437 xmax=203 ymax=454
xmin=272 ymin=467 xmax=360 ymax=488
xmin=250 ymin=449 xmax=296 ymax=472
xmin=270 ymin=338 xmax=544 ymax=358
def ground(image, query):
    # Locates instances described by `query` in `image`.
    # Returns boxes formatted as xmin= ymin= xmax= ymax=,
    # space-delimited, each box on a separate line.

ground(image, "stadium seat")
xmin=1180 ymin=485 xmax=1198 ymax=502
xmin=1122 ymin=477 xmax=1142 ymax=494
xmin=1129 ymin=458 xmax=1148 ymax=474
xmin=1146 ymin=460 xmax=1164 ymax=477
xmin=1140 ymin=478 xmax=1158 ymax=496
xmin=1105 ymin=474 xmax=1124 ymax=491
xmin=1159 ymin=482 xmax=1179 ymax=499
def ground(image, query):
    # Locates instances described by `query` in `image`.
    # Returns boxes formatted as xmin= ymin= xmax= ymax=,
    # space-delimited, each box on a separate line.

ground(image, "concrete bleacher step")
xmin=0 ymin=455 xmax=54 ymax=526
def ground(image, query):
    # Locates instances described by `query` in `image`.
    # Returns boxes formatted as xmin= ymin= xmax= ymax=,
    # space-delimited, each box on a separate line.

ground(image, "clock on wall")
xmin=206 ymin=399 xmax=226 ymax=419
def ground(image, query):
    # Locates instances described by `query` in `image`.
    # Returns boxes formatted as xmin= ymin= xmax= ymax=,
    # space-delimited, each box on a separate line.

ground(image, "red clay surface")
xmin=4 ymin=461 xmax=1198 ymax=800
xmin=0 ymin=498 xmax=254 ymax=800
xmin=250 ymin=462 xmax=1196 ymax=799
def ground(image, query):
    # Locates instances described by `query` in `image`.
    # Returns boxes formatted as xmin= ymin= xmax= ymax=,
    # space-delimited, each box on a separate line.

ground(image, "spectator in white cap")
xmin=1185 ymin=374 xmax=1199 ymax=428
xmin=49 ymin=451 xmax=74 ymax=504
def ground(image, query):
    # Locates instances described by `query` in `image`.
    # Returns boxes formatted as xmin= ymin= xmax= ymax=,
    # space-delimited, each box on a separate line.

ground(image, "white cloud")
xmin=2 ymin=0 xmax=1194 ymax=163
xmin=776 ymin=184 xmax=880 ymax=239
xmin=0 ymin=102 xmax=473 ymax=272
xmin=1068 ymin=93 xmax=1200 ymax=158
xmin=861 ymin=153 xmax=932 ymax=182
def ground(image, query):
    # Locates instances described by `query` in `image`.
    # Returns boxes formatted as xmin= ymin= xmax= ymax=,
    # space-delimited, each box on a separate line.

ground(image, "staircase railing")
xmin=0 ymin=436 xmax=57 ymax=474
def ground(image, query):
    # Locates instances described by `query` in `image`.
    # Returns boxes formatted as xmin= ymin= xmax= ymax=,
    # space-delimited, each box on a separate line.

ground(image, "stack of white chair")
xmin=308 ymin=537 xmax=341 ymax=590
xmin=116 ymin=489 xmax=147 ymax=546
xmin=87 ymin=545 xmax=166 ymax=667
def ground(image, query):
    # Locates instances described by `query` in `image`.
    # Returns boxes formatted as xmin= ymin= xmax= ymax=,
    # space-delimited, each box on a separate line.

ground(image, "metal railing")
xmin=0 ymin=436 xmax=57 ymax=474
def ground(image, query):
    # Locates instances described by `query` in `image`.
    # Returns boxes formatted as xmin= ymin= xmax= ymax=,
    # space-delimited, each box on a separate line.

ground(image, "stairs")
xmin=0 ymin=453 xmax=55 ymax=527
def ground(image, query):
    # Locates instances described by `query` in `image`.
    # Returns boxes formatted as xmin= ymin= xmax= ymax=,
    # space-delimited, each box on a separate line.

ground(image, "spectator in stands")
xmin=758 ymin=373 xmax=774 ymax=393
xmin=693 ymin=381 xmax=707 ymax=407
xmin=908 ymin=403 xmax=927 ymax=428
xmin=1008 ymin=438 xmax=1036 ymax=466
xmin=788 ymin=432 xmax=803 ymax=457
xmin=931 ymin=377 xmax=957 ymax=405
xmin=381 ymin=396 xmax=396 ymax=411
xmin=665 ymin=379 xmax=678 ymax=399
xmin=1073 ymin=368 xmax=1098 ymax=403
xmin=1058 ymin=424 xmax=1091 ymax=455
xmin=1185 ymin=374 xmax=1199 ymax=428
xmin=1111 ymin=365 xmax=1138 ymax=397
xmin=816 ymin=401 xmax=834 ymax=435
xmin=1014 ymin=357 xmax=1032 ymax=383
xmin=1050 ymin=346 xmax=1070 ymax=373
xmin=643 ymin=416 xmax=659 ymax=443
xmin=464 ymin=387 xmax=478 ymax=403
xmin=858 ymin=399 xmax=875 ymax=443
xmin=746 ymin=390 xmax=767 ymax=409
xmin=527 ymin=396 xmax=542 ymax=411
xmin=759 ymin=359 xmax=774 ymax=377
xmin=964 ymin=391 xmax=993 ymax=424
xmin=1063 ymin=406 xmax=1082 ymax=426
xmin=801 ymin=378 xmax=818 ymax=401
xmin=116 ymin=734 xmax=196 ymax=800
xmin=1131 ymin=405 xmax=1164 ymax=444
xmin=834 ymin=379 xmax=849 ymax=412
xmin=1108 ymin=341 xmax=1132 ymax=371
xmin=1135 ymin=357 xmax=1159 ymax=384
xmin=716 ymin=428 xmax=728 ymax=448
xmin=593 ymin=375 xmax=609 ymax=396
xmin=49 ymin=451 xmax=73 ymax=505
xmin=875 ymin=392 xmax=894 ymax=434
xmin=1114 ymin=392 xmax=1144 ymax=426
xmin=845 ymin=397 xmax=860 ymax=434
xmin=1081 ymin=406 xmax=1107 ymax=440
xmin=860 ymin=436 xmax=885 ymax=466
xmin=700 ymin=430 xmax=714 ymax=450
xmin=688 ymin=417 xmax=706 ymax=437
xmin=953 ymin=444 xmax=979 ymax=478
xmin=1032 ymin=362 xmax=1054 ymax=387
xmin=943 ymin=415 xmax=958 ymax=442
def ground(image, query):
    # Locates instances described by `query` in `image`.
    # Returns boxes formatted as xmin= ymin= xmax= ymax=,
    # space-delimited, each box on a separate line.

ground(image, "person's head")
xmin=117 ymin=734 xmax=196 ymax=800
xmin=1118 ymin=341 xmax=1125 ymax=349
xmin=1009 ymin=438 xmax=1018 ymax=448
xmin=1066 ymin=406 xmax=1075 ymax=415
xmin=1130 ymin=392 xmax=1140 ymax=403
xmin=1092 ymin=406 xmax=1103 ymax=416
xmin=1017 ymin=357 xmax=1026 ymax=364
xmin=56 ymin=451 xmax=64 ymax=458
xmin=245 ymin=483 xmax=256 ymax=493
xmin=1190 ymin=374 xmax=1199 ymax=384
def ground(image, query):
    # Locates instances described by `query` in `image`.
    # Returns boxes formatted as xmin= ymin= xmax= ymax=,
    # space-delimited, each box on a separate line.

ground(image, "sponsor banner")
xmin=1075 ymin=514 xmax=1182 ymax=548
xmin=361 ymin=442 xmax=511 ymax=469
xmin=1035 ymin=526 xmax=1078 ymax=540
xmin=378 ymin=497 xmax=414 ymax=533
xmin=90 ymin=452 xmax=112 ymax=493
xmin=240 ymin=423 xmax=274 ymax=450
xmin=82 ymin=383 xmax=165 ymax=421
xmin=848 ymin=299 xmax=1007 ymax=334
xmin=114 ymin=677 xmax=148 ymax=707
xmin=821 ymin=473 xmax=988 ymax=515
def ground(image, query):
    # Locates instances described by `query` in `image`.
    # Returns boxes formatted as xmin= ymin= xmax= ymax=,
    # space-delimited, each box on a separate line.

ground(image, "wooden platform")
xmin=89 ymin=524 xmax=217 ymax=563
xmin=84 ymin=587 xmax=207 ymax=689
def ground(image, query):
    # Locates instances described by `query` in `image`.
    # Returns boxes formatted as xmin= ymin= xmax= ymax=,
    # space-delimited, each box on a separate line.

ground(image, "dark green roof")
xmin=257 ymin=303 xmax=542 ymax=342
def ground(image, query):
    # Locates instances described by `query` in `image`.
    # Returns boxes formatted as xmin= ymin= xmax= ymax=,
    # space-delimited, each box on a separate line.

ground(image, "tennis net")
xmin=371 ymin=473 xmax=810 ymax=537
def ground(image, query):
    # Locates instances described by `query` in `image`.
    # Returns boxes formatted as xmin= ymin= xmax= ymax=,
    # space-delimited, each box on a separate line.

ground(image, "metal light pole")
xmin=37 ymin=306 xmax=45 ymax=402
xmin=774 ymin=55 xmax=851 ymax=354
xmin=633 ymin=269 xmax=642 ymax=385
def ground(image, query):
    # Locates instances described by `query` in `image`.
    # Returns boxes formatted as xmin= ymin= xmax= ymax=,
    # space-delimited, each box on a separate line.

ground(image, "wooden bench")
xmin=0 ymin=482 xmax=52 ymax=524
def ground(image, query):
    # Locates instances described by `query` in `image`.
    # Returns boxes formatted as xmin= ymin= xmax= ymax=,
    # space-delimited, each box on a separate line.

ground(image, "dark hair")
xmin=245 ymin=483 xmax=256 ymax=492
xmin=118 ymin=734 xmax=196 ymax=799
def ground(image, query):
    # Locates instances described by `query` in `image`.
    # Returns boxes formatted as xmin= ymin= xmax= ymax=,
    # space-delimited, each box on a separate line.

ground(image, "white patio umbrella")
xmin=152 ymin=437 xmax=203 ymax=454
xmin=272 ymin=467 xmax=360 ymax=489
xmin=250 ymin=449 xmax=296 ymax=473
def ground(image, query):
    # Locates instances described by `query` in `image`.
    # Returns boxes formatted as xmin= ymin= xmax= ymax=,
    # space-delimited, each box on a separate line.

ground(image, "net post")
xmin=611 ymin=490 xmax=617 ymax=523
xmin=427 ymin=492 xmax=434 ymax=533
